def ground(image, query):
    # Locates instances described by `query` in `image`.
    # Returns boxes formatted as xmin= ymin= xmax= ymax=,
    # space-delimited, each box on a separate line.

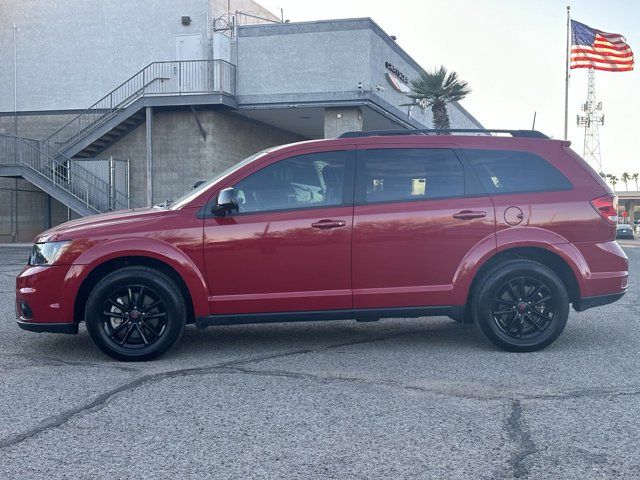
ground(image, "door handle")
xmin=453 ymin=210 xmax=486 ymax=220
xmin=311 ymin=219 xmax=347 ymax=229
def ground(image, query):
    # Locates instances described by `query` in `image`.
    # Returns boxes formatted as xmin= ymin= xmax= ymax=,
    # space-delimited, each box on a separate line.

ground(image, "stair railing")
xmin=46 ymin=59 xmax=236 ymax=153
xmin=1 ymin=134 xmax=130 ymax=214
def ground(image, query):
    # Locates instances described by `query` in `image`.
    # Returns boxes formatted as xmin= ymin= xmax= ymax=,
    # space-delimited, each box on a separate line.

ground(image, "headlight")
xmin=28 ymin=241 xmax=71 ymax=266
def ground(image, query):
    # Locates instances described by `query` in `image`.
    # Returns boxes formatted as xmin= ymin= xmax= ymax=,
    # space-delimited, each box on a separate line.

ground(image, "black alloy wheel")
xmin=473 ymin=259 xmax=569 ymax=352
xmin=85 ymin=267 xmax=186 ymax=361
xmin=492 ymin=276 xmax=555 ymax=340
xmin=102 ymin=284 xmax=168 ymax=349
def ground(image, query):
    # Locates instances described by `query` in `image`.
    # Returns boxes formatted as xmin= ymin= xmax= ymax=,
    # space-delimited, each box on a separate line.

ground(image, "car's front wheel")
xmin=85 ymin=266 xmax=186 ymax=361
xmin=472 ymin=259 xmax=569 ymax=352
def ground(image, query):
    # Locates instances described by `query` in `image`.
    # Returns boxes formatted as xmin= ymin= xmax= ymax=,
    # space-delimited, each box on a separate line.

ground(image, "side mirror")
xmin=213 ymin=187 xmax=238 ymax=216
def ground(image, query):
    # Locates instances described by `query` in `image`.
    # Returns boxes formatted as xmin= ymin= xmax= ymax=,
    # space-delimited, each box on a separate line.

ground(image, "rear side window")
xmin=357 ymin=148 xmax=465 ymax=203
xmin=465 ymin=149 xmax=572 ymax=194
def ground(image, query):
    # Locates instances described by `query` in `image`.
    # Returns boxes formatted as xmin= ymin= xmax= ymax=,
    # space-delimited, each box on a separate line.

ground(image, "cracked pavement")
xmin=0 ymin=241 xmax=638 ymax=479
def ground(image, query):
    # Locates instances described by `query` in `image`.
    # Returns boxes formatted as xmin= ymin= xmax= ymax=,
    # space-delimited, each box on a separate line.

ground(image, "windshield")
xmin=169 ymin=148 xmax=272 ymax=210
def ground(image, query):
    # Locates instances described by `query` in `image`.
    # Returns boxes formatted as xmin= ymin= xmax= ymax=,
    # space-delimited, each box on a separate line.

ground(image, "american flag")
xmin=571 ymin=20 xmax=634 ymax=72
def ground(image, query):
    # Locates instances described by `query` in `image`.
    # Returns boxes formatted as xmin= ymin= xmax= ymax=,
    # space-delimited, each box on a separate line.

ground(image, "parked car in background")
xmin=617 ymin=223 xmax=635 ymax=239
xmin=16 ymin=129 xmax=628 ymax=360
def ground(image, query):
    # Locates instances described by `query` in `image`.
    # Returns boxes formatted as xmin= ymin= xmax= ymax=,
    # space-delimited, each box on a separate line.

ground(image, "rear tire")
xmin=472 ymin=259 xmax=569 ymax=352
xmin=85 ymin=267 xmax=186 ymax=361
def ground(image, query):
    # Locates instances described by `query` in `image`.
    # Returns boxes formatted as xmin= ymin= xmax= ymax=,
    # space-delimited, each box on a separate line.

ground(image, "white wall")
xmin=235 ymin=19 xmax=482 ymax=129
xmin=1 ymin=0 xmax=211 ymax=112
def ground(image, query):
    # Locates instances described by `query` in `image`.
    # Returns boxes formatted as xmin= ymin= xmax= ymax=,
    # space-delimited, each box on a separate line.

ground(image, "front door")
xmin=352 ymin=146 xmax=495 ymax=309
xmin=203 ymin=149 xmax=355 ymax=315
xmin=174 ymin=34 xmax=203 ymax=92
xmin=175 ymin=34 xmax=202 ymax=60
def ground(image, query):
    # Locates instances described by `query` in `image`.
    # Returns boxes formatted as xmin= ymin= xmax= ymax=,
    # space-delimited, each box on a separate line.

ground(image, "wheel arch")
xmin=465 ymin=246 xmax=581 ymax=309
xmin=73 ymin=255 xmax=200 ymax=326
xmin=67 ymin=239 xmax=210 ymax=325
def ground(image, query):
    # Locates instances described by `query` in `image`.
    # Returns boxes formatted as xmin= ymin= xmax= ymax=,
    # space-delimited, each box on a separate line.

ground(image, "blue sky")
xmin=260 ymin=0 xmax=640 ymax=180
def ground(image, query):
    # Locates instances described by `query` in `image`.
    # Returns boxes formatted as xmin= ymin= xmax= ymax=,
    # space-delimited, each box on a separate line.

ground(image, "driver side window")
xmin=233 ymin=151 xmax=349 ymax=213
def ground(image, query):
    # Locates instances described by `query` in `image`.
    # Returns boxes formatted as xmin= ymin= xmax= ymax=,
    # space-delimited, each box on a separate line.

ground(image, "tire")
xmin=85 ymin=266 xmax=186 ymax=361
xmin=472 ymin=259 xmax=569 ymax=352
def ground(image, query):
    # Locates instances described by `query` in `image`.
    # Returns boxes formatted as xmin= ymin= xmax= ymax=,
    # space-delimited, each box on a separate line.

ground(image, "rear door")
xmin=352 ymin=145 xmax=495 ymax=309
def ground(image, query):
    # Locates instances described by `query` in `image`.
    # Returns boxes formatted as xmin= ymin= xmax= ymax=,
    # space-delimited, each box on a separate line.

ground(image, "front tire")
xmin=472 ymin=260 xmax=569 ymax=352
xmin=85 ymin=267 xmax=186 ymax=361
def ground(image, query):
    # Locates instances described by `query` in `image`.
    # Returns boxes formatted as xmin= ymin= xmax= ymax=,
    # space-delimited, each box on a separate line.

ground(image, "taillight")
xmin=590 ymin=194 xmax=618 ymax=225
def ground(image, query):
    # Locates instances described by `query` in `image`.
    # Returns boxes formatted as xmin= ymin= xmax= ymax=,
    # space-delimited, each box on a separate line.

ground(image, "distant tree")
xmin=622 ymin=172 xmax=631 ymax=190
xmin=405 ymin=66 xmax=471 ymax=131
xmin=610 ymin=175 xmax=619 ymax=192
xmin=598 ymin=172 xmax=607 ymax=179
xmin=632 ymin=173 xmax=639 ymax=190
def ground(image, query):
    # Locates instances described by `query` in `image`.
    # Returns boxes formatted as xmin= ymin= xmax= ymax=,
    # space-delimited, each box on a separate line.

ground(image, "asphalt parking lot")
xmin=0 ymin=241 xmax=638 ymax=479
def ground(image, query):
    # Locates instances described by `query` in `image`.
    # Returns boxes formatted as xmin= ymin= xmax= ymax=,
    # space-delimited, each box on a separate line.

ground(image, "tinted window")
xmin=233 ymin=151 xmax=349 ymax=213
xmin=358 ymin=148 xmax=464 ymax=203
xmin=465 ymin=149 xmax=572 ymax=194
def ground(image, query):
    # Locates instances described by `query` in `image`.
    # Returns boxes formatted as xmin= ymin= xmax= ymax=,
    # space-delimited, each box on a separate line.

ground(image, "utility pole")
xmin=577 ymin=68 xmax=604 ymax=173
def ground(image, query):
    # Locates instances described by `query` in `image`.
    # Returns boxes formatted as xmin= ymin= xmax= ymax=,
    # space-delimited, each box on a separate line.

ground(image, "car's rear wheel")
xmin=472 ymin=259 xmax=569 ymax=352
xmin=85 ymin=266 xmax=185 ymax=361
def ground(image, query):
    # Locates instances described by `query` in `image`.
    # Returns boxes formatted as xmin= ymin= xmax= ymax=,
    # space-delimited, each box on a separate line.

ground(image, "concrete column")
xmin=145 ymin=106 xmax=153 ymax=207
xmin=623 ymin=200 xmax=632 ymax=223
xmin=323 ymin=107 xmax=363 ymax=138
xmin=44 ymin=194 xmax=51 ymax=231
xmin=629 ymin=201 xmax=637 ymax=225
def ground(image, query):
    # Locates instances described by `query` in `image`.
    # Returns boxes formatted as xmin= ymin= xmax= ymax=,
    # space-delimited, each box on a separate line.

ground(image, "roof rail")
xmin=338 ymin=129 xmax=549 ymax=139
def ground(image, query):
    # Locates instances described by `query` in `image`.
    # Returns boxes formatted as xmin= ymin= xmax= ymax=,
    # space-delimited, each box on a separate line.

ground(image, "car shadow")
xmin=32 ymin=314 xmax=594 ymax=365
xmin=30 ymin=317 xmax=489 ymax=365
xmin=168 ymin=318 xmax=489 ymax=359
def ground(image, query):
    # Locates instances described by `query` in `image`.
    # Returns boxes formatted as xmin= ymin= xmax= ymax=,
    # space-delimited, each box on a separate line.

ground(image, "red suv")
xmin=16 ymin=129 xmax=628 ymax=360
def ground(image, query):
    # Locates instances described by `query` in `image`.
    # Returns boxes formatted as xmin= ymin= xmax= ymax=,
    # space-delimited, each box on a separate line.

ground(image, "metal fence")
xmin=46 ymin=60 xmax=237 ymax=152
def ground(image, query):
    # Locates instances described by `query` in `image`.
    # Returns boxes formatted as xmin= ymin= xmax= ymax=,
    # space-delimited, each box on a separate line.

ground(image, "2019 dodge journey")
xmin=16 ymin=129 xmax=628 ymax=360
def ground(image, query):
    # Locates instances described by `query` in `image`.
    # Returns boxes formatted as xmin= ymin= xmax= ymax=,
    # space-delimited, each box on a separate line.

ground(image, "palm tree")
xmin=405 ymin=66 xmax=471 ymax=131
xmin=622 ymin=172 xmax=631 ymax=190
xmin=632 ymin=173 xmax=639 ymax=190
xmin=610 ymin=175 xmax=619 ymax=192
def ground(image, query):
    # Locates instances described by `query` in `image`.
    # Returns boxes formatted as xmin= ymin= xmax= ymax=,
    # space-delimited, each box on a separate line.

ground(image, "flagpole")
xmin=564 ymin=5 xmax=571 ymax=139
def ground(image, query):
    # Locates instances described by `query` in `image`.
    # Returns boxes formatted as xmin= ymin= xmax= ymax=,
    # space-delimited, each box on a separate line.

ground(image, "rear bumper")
xmin=17 ymin=320 xmax=78 ymax=334
xmin=573 ymin=291 xmax=626 ymax=312
xmin=567 ymin=241 xmax=628 ymax=298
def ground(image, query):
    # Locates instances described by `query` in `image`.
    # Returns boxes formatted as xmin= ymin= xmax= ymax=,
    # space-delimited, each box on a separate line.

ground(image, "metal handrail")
xmin=0 ymin=134 xmax=130 ymax=214
xmin=46 ymin=59 xmax=237 ymax=151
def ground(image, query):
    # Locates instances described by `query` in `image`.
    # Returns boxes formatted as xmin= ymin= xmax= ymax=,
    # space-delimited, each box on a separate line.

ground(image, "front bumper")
xmin=17 ymin=320 xmax=78 ymax=334
xmin=15 ymin=264 xmax=76 ymax=332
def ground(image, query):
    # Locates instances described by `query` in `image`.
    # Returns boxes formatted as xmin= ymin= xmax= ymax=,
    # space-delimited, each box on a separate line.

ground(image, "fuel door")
xmin=504 ymin=206 xmax=524 ymax=226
